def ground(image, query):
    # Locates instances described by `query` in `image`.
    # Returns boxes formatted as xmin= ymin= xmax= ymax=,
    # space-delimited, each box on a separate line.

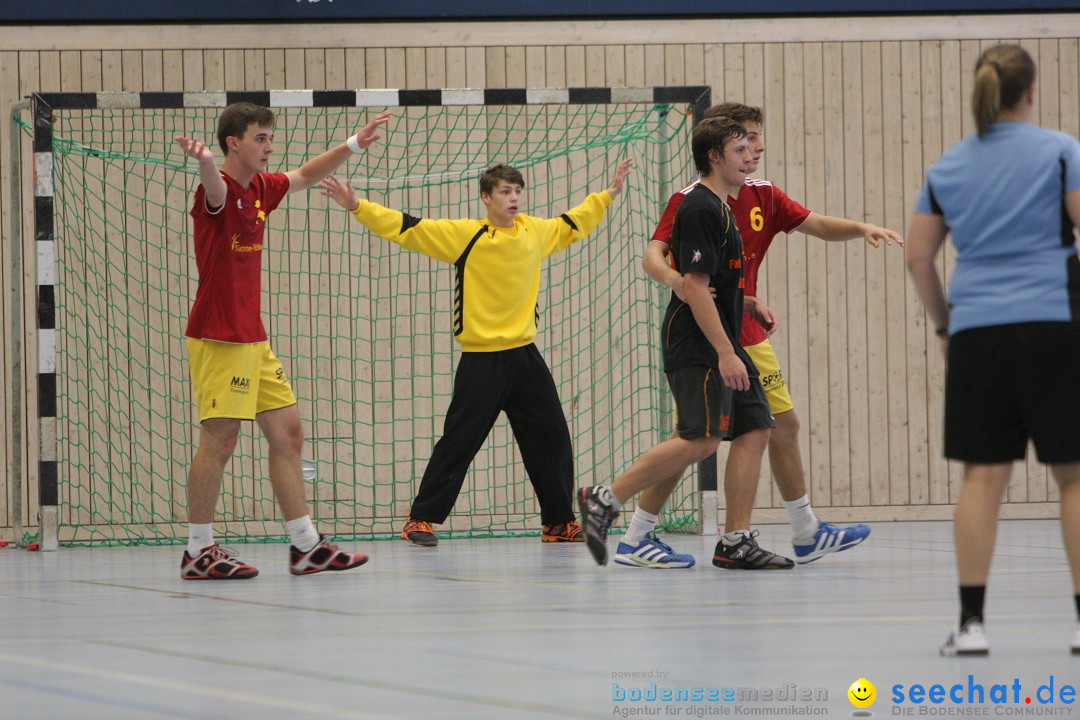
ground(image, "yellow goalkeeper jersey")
xmin=351 ymin=191 xmax=613 ymax=352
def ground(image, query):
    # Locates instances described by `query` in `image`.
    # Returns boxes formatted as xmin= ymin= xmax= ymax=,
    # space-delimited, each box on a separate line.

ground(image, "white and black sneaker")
xmin=940 ymin=619 xmax=989 ymax=657
xmin=712 ymin=530 xmax=794 ymax=570
xmin=578 ymin=486 xmax=620 ymax=566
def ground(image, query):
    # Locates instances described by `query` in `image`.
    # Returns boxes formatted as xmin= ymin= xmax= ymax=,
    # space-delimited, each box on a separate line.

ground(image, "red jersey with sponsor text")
xmin=185 ymin=172 xmax=290 ymax=343
xmin=652 ymin=177 xmax=810 ymax=346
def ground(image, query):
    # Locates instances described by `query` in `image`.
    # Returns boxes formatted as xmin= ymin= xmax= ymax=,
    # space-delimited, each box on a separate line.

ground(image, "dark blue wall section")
xmin=1 ymin=0 xmax=1073 ymax=23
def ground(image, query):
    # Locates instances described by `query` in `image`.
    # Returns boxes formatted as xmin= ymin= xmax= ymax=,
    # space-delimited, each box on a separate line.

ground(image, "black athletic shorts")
xmin=945 ymin=321 xmax=1080 ymax=464
xmin=666 ymin=365 xmax=775 ymax=441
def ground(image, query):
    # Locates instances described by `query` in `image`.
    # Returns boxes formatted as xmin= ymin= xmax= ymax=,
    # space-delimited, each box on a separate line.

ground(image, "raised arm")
xmin=320 ymin=174 xmax=474 ymax=264
xmin=175 ymin=136 xmax=226 ymax=210
xmin=606 ymin=158 xmax=634 ymax=199
xmin=285 ymin=111 xmax=391 ymax=194
xmin=797 ymin=212 xmax=904 ymax=248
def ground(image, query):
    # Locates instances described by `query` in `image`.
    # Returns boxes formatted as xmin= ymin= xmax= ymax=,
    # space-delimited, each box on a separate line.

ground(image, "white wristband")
xmin=346 ymin=134 xmax=362 ymax=153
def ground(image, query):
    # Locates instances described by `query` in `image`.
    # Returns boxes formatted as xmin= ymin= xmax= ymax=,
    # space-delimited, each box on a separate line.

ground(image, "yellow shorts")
xmin=743 ymin=338 xmax=794 ymax=415
xmin=186 ymin=339 xmax=297 ymax=422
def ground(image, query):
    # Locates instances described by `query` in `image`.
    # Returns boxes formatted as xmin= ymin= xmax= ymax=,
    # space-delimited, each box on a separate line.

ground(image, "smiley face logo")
xmin=848 ymin=678 xmax=876 ymax=709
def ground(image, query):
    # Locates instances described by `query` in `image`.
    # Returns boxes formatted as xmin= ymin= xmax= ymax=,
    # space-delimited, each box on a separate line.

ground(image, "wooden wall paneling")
xmin=1060 ymin=39 xmax=1079 ymax=136
xmin=724 ymin=44 xmax=745 ymax=104
xmin=901 ymin=40 xmax=930 ymax=508
xmin=604 ymin=45 xmax=626 ymax=87
xmin=243 ymin=48 xmax=264 ymax=92
xmin=841 ymin=41 xmax=871 ymax=508
xmin=0 ymin=51 xmax=15 ymax=532
xmin=800 ymin=42 xmax=832 ymax=512
xmin=685 ymin=44 xmax=705 ymax=85
xmin=822 ymin=41 xmax=852 ymax=509
xmin=918 ymin=40 xmax=947 ymax=507
xmin=117 ymin=46 xmax=152 ymax=539
xmin=265 ymin=48 xmax=286 ymax=88
xmin=880 ymin=41 xmax=910 ymax=507
xmin=643 ymin=45 xmax=664 ymax=88
xmin=780 ymin=42 xmax=812 ymax=515
xmin=702 ymin=43 xmax=724 ymax=121
xmin=17 ymin=51 xmax=44 ymax=532
xmin=664 ymin=44 xmax=685 ymax=87
xmin=859 ymin=41 xmax=891 ymax=507
xmin=624 ymin=45 xmax=646 ymax=91
xmin=761 ymin=43 xmax=787 ymax=399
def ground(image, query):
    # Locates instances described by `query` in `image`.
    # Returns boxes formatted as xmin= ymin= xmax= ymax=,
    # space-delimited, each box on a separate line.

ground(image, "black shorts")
xmin=666 ymin=365 xmax=775 ymax=441
xmin=945 ymin=322 xmax=1080 ymax=464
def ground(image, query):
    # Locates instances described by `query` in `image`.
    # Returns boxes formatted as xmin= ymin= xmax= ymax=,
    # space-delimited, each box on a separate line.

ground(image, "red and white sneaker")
xmin=290 ymin=535 xmax=369 ymax=575
xmin=181 ymin=543 xmax=258 ymax=580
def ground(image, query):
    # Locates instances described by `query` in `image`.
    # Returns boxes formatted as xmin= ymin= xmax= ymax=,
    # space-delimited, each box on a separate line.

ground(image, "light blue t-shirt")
xmin=915 ymin=122 xmax=1080 ymax=333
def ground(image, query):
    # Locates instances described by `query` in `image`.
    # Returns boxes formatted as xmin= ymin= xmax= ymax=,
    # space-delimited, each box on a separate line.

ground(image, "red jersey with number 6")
xmin=651 ymin=177 xmax=810 ymax=346
xmin=185 ymin=171 xmax=291 ymax=344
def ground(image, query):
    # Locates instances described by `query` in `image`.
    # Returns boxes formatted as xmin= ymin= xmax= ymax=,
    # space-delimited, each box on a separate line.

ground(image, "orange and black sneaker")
xmin=541 ymin=520 xmax=585 ymax=543
xmin=401 ymin=518 xmax=438 ymax=546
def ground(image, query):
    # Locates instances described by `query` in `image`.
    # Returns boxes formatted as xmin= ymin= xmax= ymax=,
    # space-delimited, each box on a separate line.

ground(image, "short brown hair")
xmin=703 ymin=102 xmax=763 ymax=128
xmin=217 ymin=102 xmax=276 ymax=155
xmin=692 ymin=117 xmax=747 ymax=177
xmin=479 ymin=164 xmax=525 ymax=196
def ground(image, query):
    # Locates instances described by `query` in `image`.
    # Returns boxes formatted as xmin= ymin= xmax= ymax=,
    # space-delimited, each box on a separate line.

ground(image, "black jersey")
xmin=661 ymin=183 xmax=755 ymax=375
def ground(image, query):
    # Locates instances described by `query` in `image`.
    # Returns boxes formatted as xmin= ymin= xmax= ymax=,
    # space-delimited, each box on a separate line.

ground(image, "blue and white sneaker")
xmin=792 ymin=521 xmax=870 ymax=564
xmin=613 ymin=531 xmax=695 ymax=568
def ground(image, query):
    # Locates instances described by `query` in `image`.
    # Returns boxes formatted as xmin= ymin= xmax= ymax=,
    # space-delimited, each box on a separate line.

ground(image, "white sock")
xmin=722 ymin=529 xmax=750 ymax=545
xmin=286 ymin=515 xmax=320 ymax=553
xmin=187 ymin=523 xmax=214 ymax=556
xmin=598 ymin=486 xmax=623 ymax=512
xmin=623 ymin=508 xmax=659 ymax=545
xmin=784 ymin=495 xmax=820 ymax=541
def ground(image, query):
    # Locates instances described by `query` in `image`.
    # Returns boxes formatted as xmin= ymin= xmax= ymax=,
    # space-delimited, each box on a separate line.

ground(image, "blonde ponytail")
xmin=971 ymin=45 xmax=1035 ymax=138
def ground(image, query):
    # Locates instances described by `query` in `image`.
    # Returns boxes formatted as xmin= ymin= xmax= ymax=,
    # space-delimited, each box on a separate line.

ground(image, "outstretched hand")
xmin=607 ymin=158 xmax=635 ymax=198
xmin=351 ymin=110 xmax=392 ymax=151
xmin=174 ymin=136 xmax=216 ymax=165
xmin=864 ymin=224 xmax=904 ymax=248
xmin=319 ymin=175 xmax=360 ymax=211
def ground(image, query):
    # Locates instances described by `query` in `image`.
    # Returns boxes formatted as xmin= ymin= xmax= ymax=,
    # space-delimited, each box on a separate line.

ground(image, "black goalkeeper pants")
xmin=408 ymin=343 xmax=575 ymax=526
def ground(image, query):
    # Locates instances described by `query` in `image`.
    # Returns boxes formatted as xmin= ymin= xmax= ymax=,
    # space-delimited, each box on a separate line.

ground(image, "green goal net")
xmin=33 ymin=89 xmax=704 ymax=545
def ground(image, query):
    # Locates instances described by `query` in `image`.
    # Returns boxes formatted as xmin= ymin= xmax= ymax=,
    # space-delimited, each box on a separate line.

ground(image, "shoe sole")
xmin=290 ymin=555 xmax=369 ymax=575
xmin=577 ymin=489 xmax=610 ymax=565
xmin=181 ymin=570 xmax=258 ymax=580
xmin=941 ymin=648 xmax=989 ymax=657
xmin=401 ymin=533 xmax=438 ymax=546
xmin=613 ymin=555 xmax=694 ymax=569
xmin=584 ymin=535 xmax=608 ymax=565
xmin=794 ymin=535 xmax=869 ymax=564
xmin=541 ymin=536 xmax=585 ymax=543
xmin=712 ymin=558 xmax=794 ymax=570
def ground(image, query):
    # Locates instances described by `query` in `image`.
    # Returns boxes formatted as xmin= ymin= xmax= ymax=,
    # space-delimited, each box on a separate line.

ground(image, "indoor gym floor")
xmin=1 ymin=519 xmax=1078 ymax=719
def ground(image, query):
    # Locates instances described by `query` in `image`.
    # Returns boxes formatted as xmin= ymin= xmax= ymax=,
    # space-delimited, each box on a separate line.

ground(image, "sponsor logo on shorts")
xmin=719 ymin=415 xmax=731 ymax=432
xmin=761 ymin=371 xmax=785 ymax=390
xmin=276 ymin=367 xmax=289 ymax=385
xmin=230 ymin=375 xmax=251 ymax=394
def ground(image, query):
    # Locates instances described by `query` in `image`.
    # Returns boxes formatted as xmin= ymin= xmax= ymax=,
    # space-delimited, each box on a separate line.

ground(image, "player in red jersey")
xmin=174 ymin=103 xmax=389 ymax=579
xmin=628 ymin=102 xmax=902 ymax=568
